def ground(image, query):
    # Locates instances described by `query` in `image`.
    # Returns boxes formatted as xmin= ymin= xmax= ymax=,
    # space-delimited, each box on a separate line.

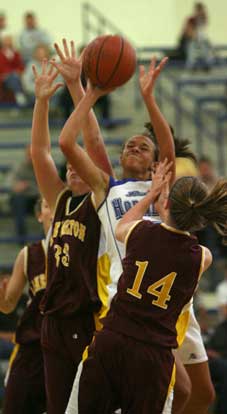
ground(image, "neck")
xmin=122 ymin=170 xmax=151 ymax=180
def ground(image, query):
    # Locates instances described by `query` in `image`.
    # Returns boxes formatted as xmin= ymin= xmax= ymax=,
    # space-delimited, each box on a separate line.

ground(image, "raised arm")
xmin=115 ymin=159 xmax=172 ymax=242
xmin=51 ymin=39 xmax=114 ymax=176
xmin=139 ymin=57 xmax=175 ymax=184
xmin=31 ymin=60 xmax=65 ymax=213
xmin=59 ymin=85 xmax=113 ymax=207
xmin=0 ymin=248 xmax=26 ymax=314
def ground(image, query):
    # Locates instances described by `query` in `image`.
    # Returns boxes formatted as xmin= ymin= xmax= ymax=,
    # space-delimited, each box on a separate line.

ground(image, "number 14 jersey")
xmin=103 ymin=220 xmax=204 ymax=348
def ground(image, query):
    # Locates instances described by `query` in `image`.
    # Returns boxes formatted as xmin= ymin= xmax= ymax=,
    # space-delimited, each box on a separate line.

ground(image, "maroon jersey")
xmin=104 ymin=220 xmax=203 ymax=348
xmin=40 ymin=189 xmax=101 ymax=317
xmin=16 ymin=240 xmax=46 ymax=345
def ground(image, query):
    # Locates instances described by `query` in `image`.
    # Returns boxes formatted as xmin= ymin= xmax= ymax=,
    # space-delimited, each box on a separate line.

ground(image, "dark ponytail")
xmin=169 ymin=176 xmax=227 ymax=238
xmin=143 ymin=122 xmax=198 ymax=164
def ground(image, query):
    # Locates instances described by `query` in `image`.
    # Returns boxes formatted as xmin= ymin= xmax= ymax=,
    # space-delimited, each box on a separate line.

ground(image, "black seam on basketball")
xmin=96 ymin=36 xmax=111 ymax=85
xmin=101 ymin=36 xmax=124 ymax=88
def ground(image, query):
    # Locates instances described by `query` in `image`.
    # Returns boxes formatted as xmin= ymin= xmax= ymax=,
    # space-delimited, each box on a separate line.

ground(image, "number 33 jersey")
xmin=103 ymin=220 xmax=205 ymax=348
xmin=40 ymin=188 xmax=101 ymax=317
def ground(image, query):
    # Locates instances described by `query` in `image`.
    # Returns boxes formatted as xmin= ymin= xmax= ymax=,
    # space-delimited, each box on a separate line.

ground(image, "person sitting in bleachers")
xmin=22 ymin=43 xmax=62 ymax=109
xmin=0 ymin=11 xmax=7 ymax=42
xmin=19 ymin=12 xmax=51 ymax=64
xmin=0 ymin=32 xmax=27 ymax=106
xmin=206 ymin=302 xmax=227 ymax=414
xmin=7 ymin=145 xmax=39 ymax=245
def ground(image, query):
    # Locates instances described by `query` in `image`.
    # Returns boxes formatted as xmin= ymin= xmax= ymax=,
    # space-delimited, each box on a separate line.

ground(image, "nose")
xmin=130 ymin=146 xmax=140 ymax=153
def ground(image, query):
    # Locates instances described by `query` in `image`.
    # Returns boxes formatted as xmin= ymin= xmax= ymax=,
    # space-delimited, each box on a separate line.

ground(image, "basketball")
xmin=82 ymin=34 xmax=137 ymax=88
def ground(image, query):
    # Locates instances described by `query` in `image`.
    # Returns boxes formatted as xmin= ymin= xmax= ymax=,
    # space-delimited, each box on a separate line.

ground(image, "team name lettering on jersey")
xmin=30 ymin=273 xmax=47 ymax=295
xmin=50 ymin=219 xmax=86 ymax=246
xmin=111 ymin=198 xmax=157 ymax=220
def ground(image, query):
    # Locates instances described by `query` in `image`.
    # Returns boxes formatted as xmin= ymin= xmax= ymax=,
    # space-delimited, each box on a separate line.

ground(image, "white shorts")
xmin=176 ymin=304 xmax=208 ymax=365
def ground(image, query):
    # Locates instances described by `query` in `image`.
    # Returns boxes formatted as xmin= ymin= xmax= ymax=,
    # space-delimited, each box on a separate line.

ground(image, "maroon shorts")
xmin=41 ymin=313 xmax=95 ymax=414
xmin=3 ymin=342 xmax=45 ymax=414
xmin=76 ymin=329 xmax=174 ymax=414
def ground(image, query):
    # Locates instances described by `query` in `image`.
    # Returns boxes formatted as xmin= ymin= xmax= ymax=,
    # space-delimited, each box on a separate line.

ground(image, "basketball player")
xmin=30 ymin=40 xmax=114 ymax=414
xmin=148 ymin=128 xmax=215 ymax=414
xmin=68 ymin=161 xmax=227 ymax=414
xmin=57 ymin=47 xmax=215 ymax=413
xmin=0 ymin=197 xmax=52 ymax=414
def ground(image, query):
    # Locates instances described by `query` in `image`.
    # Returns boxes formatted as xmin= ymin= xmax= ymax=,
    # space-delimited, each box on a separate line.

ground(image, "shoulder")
xmin=125 ymin=219 xmax=158 ymax=247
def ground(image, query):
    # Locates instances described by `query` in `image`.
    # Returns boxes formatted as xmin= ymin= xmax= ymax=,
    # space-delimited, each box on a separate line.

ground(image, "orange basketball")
xmin=82 ymin=34 xmax=136 ymax=88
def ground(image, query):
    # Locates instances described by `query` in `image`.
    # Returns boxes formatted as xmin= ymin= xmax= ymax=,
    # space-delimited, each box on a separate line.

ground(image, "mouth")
xmin=126 ymin=153 xmax=140 ymax=160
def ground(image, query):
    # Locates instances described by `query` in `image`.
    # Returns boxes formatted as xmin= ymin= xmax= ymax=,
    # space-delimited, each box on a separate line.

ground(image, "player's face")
xmin=120 ymin=135 xmax=155 ymax=178
xmin=66 ymin=164 xmax=91 ymax=194
xmin=38 ymin=199 xmax=52 ymax=233
xmin=41 ymin=198 xmax=53 ymax=223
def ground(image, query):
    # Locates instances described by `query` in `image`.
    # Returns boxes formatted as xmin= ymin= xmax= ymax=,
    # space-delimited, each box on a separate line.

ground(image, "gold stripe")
xmin=198 ymin=246 xmax=205 ymax=281
xmin=161 ymin=223 xmax=190 ymax=236
xmin=8 ymin=343 xmax=20 ymax=369
xmin=65 ymin=192 xmax=90 ymax=216
xmin=52 ymin=186 xmax=69 ymax=219
xmin=93 ymin=253 xmax=111 ymax=331
xmin=23 ymin=246 xmax=28 ymax=279
xmin=176 ymin=309 xmax=190 ymax=347
xmin=124 ymin=220 xmax=143 ymax=248
xmin=167 ymin=361 xmax=176 ymax=397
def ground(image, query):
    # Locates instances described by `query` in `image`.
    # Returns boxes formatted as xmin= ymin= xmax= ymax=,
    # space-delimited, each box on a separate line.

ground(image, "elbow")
xmin=1 ymin=304 xmax=14 ymax=314
xmin=59 ymin=136 xmax=71 ymax=156
xmin=115 ymin=222 xmax=122 ymax=242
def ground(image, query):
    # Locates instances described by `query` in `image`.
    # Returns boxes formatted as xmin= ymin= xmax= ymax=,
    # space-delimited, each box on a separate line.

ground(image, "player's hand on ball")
xmin=86 ymin=80 xmax=116 ymax=100
xmin=32 ymin=59 xmax=64 ymax=100
xmin=139 ymin=56 xmax=168 ymax=99
xmin=50 ymin=39 xmax=82 ymax=84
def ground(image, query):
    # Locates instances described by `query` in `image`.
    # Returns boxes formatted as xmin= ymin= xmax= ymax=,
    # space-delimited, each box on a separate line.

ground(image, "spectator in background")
xmin=192 ymin=2 xmax=208 ymax=34
xmin=215 ymin=264 xmax=227 ymax=321
xmin=171 ymin=17 xmax=198 ymax=63
xmin=7 ymin=145 xmax=39 ymax=244
xmin=0 ymin=32 xmax=27 ymax=106
xmin=23 ymin=43 xmax=61 ymax=108
xmin=171 ymin=2 xmax=214 ymax=70
xmin=206 ymin=305 xmax=227 ymax=414
xmin=0 ymin=12 xmax=6 ymax=41
xmin=198 ymin=156 xmax=217 ymax=189
xmin=197 ymin=156 xmax=227 ymax=290
xmin=19 ymin=12 xmax=51 ymax=64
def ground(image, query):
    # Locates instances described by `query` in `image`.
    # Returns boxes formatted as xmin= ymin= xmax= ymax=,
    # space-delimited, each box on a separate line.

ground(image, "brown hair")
xmin=143 ymin=122 xmax=198 ymax=165
xmin=169 ymin=176 xmax=227 ymax=238
xmin=34 ymin=197 xmax=42 ymax=217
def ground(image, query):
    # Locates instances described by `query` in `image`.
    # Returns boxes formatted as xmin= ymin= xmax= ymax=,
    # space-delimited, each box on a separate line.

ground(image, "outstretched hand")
xmin=50 ymin=39 xmax=82 ymax=84
xmin=85 ymin=79 xmax=116 ymax=102
xmin=32 ymin=59 xmax=64 ymax=100
xmin=139 ymin=56 xmax=168 ymax=99
xmin=150 ymin=158 xmax=172 ymax=202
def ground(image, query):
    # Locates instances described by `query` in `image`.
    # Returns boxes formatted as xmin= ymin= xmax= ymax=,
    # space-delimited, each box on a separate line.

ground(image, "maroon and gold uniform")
xmin=40 ymin=188 xmax=101 ymax=414
xmin=74 ymin=220 xmax=204 ymax=414
xmin=3 ymin=240 xmax=46 ymax=414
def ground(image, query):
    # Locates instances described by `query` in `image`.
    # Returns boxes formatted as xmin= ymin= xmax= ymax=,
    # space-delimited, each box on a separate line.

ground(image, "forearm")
xmin=145 ymin=95 xmax=175 ymax=165
xmin=59 ymin=90 xmax=97 ymax=151
xmin=121 ymin=192 xmax=155 ymax=225
xmin=66 ymin=80 xmax=113 ymax=175
xmin=31 ymin=99 xmax=51 ymax=154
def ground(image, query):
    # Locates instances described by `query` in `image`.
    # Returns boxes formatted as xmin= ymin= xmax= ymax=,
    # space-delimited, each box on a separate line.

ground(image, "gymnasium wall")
xmin=4 ymin=0 xmax=226 ymax=47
